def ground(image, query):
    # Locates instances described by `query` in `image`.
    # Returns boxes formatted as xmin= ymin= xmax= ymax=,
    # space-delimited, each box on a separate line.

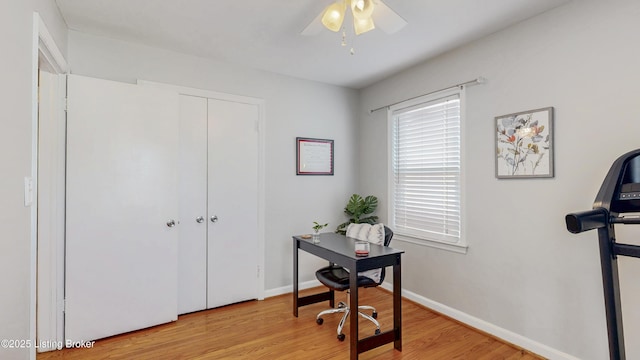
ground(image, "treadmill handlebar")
xmin=565 ymin=208 xmax=608 ymax=234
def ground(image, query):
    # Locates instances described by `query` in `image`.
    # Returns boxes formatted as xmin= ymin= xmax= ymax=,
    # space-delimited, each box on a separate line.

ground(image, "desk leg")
xmin=293 ymin=240 xmax=299 ymax=317
xmin=393 ymin=255 xmax=402 ymax=350
xmin=349 ymin=268 xmax=358 ymax=360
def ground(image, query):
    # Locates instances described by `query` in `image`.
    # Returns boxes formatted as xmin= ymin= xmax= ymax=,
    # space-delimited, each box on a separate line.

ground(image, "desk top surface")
xmin=293 ymin=232 xmax=404 ymax=260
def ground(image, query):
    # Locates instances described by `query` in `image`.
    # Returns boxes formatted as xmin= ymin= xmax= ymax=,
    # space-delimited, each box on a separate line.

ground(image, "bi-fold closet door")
xmin=65 ymin=76 xmax=261 ymax=343
xmin=178 ymin=94 xmax=260 ymax=314
xmin=65 ymin=75 xmax=180 ymax=342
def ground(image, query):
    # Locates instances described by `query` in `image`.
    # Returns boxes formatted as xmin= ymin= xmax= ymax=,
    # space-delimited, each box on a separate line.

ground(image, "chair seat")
xmin=315 ymin=265 xmax=378 ymax=291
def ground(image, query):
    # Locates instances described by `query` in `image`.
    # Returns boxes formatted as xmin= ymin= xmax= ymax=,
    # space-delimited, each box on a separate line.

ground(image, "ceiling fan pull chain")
xmin=340 ymin=24 xmax=355 ymax=55
xmin=349 ymin=28 xmax=356 ymax=55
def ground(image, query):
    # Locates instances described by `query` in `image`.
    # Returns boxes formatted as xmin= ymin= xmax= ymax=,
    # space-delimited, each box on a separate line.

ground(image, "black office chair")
xmin=315 ymin=225 xmax=394 ymax=341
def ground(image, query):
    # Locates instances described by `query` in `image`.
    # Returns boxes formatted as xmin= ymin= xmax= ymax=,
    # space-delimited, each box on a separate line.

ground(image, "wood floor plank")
xmin=38 ymin=287 xmax=544 ymax=359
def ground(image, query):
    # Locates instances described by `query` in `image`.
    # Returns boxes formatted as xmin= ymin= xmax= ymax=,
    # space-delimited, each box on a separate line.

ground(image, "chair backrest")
xmin=383 ymin=225 xmax=393 ymax=247
xmin=378 ymin=226 xmax=394 ymax=285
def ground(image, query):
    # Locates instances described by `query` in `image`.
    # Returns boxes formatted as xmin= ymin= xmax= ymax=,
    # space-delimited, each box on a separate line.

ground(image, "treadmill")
xmin=566 ymin=148 xmax=640 ymax=360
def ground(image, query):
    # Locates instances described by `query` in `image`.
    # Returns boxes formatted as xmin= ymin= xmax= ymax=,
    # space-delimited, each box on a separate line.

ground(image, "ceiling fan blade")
xmin=371 ymin=0 xmax=407 ymax=34
xmin=301 ymin=11 xmax=325 ymax=36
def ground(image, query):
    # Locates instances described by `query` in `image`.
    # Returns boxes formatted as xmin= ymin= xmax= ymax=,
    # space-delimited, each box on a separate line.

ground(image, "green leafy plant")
xmin=312 ymin=221 xmax=328 ymax=233
xmin=335 ymin=194 xmax=379 ymax=235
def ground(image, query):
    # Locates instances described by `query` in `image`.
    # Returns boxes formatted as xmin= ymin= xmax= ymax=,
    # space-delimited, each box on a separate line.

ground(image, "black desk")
xmin=293 ymin=232 xmax=404 ymax=360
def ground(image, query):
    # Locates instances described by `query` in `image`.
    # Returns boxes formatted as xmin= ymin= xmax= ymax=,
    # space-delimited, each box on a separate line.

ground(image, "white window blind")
xmin=391 ymin=93 xmax=461 ymax=244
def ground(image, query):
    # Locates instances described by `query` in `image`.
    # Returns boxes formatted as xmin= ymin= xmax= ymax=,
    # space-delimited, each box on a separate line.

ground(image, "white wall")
xmin=66 ymin=31 xmax=360 ymax=291
xmin=0 ymin=1 xmax=67 ymax=360
xmin=359 ymin=0 xmax=640 ymax=359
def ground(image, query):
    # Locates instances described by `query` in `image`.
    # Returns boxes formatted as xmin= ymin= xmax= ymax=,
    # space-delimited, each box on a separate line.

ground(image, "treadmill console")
xmin=611 ymin=154 xmax=640 ymax=213
xmin=618 ymin=183 xmax=640 ymax=200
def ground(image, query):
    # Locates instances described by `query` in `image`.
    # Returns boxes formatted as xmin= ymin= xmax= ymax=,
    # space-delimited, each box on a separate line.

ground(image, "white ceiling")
xmin=55 ymin=0 xmax=570 ymax=89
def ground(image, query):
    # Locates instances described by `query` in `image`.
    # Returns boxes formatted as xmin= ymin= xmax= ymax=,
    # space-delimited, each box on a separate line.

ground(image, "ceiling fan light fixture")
xmin=353 ymin=17 xmax=375 ymax=35
xmin=321 ymin=2 xmax=347 ymax=32
xmin=351 ymin=0 xmax=374 ymax=20
xmin=350 ymin=0 xmax=375 ymax=35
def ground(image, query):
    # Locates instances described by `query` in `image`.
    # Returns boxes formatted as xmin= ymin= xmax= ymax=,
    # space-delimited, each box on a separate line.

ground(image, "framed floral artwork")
xmin=495 ymin=107 xmax=554 ymax=179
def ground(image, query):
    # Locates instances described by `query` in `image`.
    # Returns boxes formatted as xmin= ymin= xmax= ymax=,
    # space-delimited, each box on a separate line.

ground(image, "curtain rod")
xmin=369 ymin=77 xmax=486 ymax=114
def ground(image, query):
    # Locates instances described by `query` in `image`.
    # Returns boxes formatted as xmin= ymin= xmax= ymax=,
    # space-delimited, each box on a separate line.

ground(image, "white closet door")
xmin=207 ymin=99 xmax=259 ymax=308
xmin=177 ymin=95 xmax=208 ymax=314
xmin=65 ymin=75 xmax=179 ymax=342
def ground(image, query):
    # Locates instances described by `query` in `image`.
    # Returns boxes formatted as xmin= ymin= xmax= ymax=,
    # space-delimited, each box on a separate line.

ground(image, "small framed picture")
xmin=296 ymin=137 xmax=334 ymax=175
xmin=495 ymin=107 xmax=554 ymax=179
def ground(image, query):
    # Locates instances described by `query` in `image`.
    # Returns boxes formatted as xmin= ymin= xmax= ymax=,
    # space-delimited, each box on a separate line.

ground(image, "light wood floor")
xmin=38 ymin=287 xmax=544 ymax=359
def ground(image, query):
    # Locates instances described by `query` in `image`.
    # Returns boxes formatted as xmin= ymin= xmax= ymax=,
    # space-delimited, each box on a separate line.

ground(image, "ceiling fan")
xmin=301 ymin=0 xmax=407 ymax=37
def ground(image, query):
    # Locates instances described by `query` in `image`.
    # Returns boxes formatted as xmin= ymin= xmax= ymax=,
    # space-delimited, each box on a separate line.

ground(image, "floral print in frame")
xmin=495 ymin=107 xmax=554 ymax=178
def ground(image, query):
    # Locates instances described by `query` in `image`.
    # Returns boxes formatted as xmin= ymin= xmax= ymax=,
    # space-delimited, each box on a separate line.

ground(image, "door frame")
xmin=31 ymin=12 xmax=68 ymax=358
xmin=139 ymin=80 xmax=266 ymax=301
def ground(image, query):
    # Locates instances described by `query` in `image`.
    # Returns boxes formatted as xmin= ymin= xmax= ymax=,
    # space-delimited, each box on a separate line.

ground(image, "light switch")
xmin=24 ymin=176 xmax=33 ymax=206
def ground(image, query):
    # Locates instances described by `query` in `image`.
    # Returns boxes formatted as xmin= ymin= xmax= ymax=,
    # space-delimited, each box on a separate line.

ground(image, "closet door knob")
xmin=210 ymin=215 xmax=219 ymax=223
xmin=196 ymin=216 xmax=204 ymax=223
xmin=166 ymin=219 xmax=176 ymax=228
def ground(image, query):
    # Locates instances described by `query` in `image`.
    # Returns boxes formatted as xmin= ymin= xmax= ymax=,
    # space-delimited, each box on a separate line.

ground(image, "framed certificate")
xmin=296 ymin=137 xmax=334 ymax=175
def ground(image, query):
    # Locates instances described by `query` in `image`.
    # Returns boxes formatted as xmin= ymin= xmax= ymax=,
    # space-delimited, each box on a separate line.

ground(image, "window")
xmin=389 ymin=88 xmax=466 ymax=252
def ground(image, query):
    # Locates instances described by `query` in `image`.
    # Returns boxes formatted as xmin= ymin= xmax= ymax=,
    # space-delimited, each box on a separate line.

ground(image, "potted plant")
xmin=335 ymin=194 xmax=379 ymax=235
xmin=312 ymin=221 xmax=328 ymax=243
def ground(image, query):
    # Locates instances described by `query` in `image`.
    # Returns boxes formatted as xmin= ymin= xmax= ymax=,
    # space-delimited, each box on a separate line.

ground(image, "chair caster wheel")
xmin=316 ymin=318 xmax=323 ymax=325
xmin=372 ymin=311 xmax=378 ymax=319
xmin=337 ymin=333 xmax=346 ymax=341
xmin=375 ymin=329 xmax=381 ymax=335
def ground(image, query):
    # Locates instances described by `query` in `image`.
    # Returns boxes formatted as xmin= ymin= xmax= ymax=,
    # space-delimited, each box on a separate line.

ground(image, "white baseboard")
xmin=379 ymin=283 xmax=580 ymax=360
xmin=264 ymin=279 xmax=322 ymax=298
